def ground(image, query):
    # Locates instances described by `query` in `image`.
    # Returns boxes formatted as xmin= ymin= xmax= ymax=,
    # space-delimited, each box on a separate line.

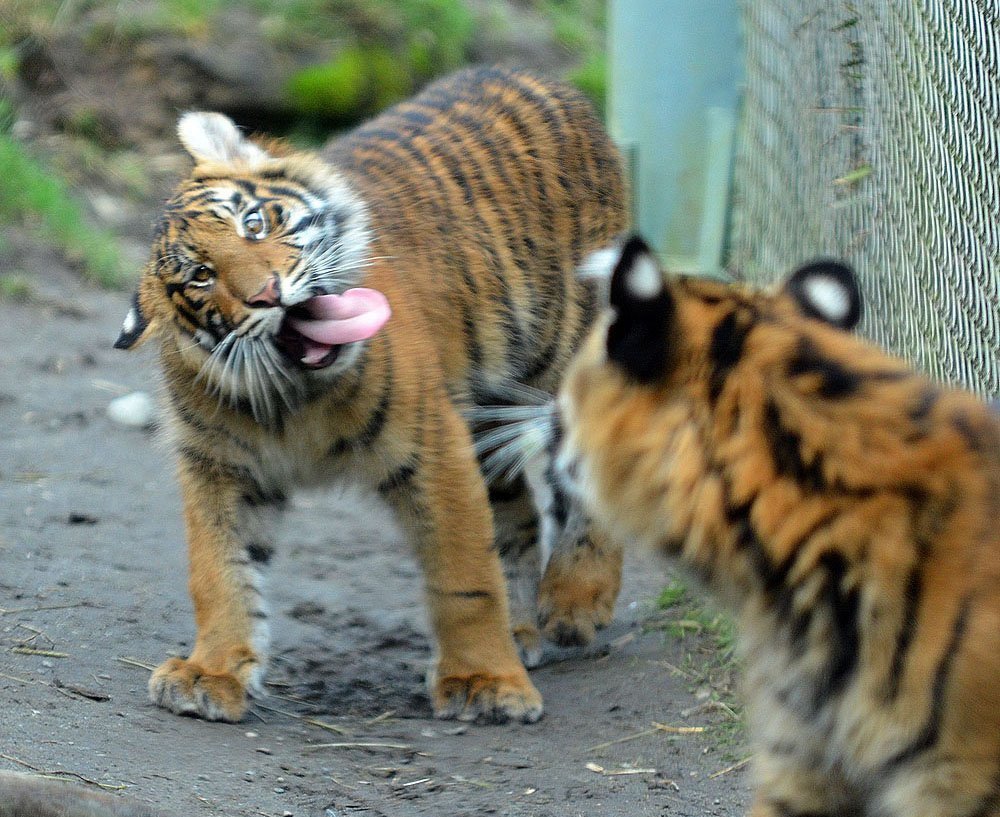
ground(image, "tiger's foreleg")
xmin=385 ymin=401 xmax=543 ymax=723
xmin=148 ymin=457 xmax=277 ymax=722
xmin=747 ymin=747 xmax=860 ymax=817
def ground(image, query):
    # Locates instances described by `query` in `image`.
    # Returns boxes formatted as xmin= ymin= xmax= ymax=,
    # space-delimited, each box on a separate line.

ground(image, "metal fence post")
xmin=608 ymin=0 xmax=743 ymax=274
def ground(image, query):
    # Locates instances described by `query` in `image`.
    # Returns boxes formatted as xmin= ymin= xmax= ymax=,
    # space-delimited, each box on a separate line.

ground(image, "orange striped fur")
xmin=116 ymin=67 xmax=627 ymax=723
xmin=545 ymin=237 xmax=1000 ymax=815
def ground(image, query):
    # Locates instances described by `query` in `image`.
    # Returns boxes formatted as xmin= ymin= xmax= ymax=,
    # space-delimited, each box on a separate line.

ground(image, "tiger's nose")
xmin=247 ymin=275 xmax=281 ymax=307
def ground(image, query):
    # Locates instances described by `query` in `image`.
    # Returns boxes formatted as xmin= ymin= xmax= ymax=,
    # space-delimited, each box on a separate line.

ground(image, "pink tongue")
xmin=288 ymin=288 xmax=391 ymax=359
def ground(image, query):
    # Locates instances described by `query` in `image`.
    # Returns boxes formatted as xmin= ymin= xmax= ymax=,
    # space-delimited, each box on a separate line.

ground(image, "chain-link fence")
xmin=730 ymin=0 xmax=999 ymax=395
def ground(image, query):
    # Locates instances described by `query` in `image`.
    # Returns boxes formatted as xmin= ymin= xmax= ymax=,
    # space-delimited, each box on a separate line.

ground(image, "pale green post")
xmin=608 ymin=0 xmax=743 ymax=274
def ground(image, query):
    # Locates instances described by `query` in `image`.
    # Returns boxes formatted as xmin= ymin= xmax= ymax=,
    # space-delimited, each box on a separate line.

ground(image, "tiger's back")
xmin=547 ymin=238 xmax=1000 ymax=816
xmin=325 ymin=66 xmax=627 ymax=396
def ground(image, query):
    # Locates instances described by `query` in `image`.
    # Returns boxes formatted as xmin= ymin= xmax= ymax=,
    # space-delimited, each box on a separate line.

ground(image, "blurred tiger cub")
xmin=114 ymin=67 xmax=627 ymax=724
xmin=491 ymin=236 xmax=1000 ymax=815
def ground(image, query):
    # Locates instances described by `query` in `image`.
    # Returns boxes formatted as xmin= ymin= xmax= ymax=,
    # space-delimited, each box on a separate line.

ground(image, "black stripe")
xmin=810 ymin=552 xmax=861 ymax=710
xmin=883 ymin=563 xmax=923 ymax=701
xmin=966 ymin=766 xmax=1000 ymax=817
xmin=355 ymin=373 xmax=393 ymax=449
xmin=763 ymin=400 xmax=826 ymax=490
xmin=241 ymin=487 xmax=287 ymax=508
xmin=772 ymin=802 xmax=846 ymax=817
xmin=952 ymin=410 xmax=991 ymax=453
xmin=246 ymin=543 xmax=273 ymax=565
xmin=377 ymin=457 xmax=420 ymax=494
xmin=788 ymin=338 xmax=861 ymax=399
xmin=447 ymin=589 xmax=493 ymax=599
xmin=177 ymin=445 xmax=263 ymax=492
xmin=883 ymin=595 xmax=973 ymax=770
xmin=486 ymin=478 xmax=526 ymax=504
xmin=497 ymin=533 xmax=538 ymax=560
xmin=708 ymin=309 xmax=753 ymax=403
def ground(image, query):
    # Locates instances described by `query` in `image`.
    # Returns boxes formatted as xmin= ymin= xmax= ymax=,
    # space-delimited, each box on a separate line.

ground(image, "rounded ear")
xmin=784 ymin=259 xmax=862 ymax=330
xmin=176 ymin=112 xmax=270 ymax=167
xmin=606 ymin=235 xmax=676 ymax=383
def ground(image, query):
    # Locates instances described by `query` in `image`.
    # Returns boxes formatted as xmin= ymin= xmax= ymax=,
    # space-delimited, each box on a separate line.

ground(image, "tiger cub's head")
xmin=115 ymin=113 xmax=389 ymax=424
xmin=548 ymin=236 xmax=863 ymax=548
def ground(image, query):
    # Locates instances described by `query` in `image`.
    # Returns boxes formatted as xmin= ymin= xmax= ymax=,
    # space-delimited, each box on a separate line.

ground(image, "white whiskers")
xmin=195 ymin=331 xmax=303 ymax=427
xmin=473 ymin=402 xmax=555 ymax=484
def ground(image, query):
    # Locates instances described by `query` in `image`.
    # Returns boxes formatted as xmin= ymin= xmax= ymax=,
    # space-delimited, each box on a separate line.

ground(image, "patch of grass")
xmin=0 ymin=273 xmax=34 ymax=302
xmin=0 ymin=129 xmax=126 ymax=287
xmin=657 ymin=577 xmax=690 ymax=609
xmin=650 ymin=573 xmax=745 ymax=757
xmin=568 ymin=51 xmax=607 ymax=115
xmin=285 ymin=0 xmax=474 ymax=123
xmin=535 ymin=0 xmax=608 ymax=109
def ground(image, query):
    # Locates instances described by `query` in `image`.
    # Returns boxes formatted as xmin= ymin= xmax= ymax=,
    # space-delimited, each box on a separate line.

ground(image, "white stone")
xmin=107 ymin=391 xmax=156 ymax=428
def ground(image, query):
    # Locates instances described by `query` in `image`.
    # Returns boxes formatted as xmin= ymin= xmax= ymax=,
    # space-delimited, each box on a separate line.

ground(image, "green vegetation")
xmin=0 ymin=102 xmax=126 ymax=287
xmin=652 ymin=574 xmax=745 ymax=755
xmin=538 ymin=0 xmax=608 ymax=109
xmin=0 ymin=273 xmax=34 ymax=302
xmin=0 ymin=0 xmax=610 ymax=287
xmin=285 ymin=0 xmax=475 ymax=123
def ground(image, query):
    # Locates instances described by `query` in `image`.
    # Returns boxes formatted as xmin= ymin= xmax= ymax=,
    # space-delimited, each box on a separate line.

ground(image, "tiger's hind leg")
xmin=529 ymin=464 xmax=623 ymax=648
xmin=538 ymin=521 xmax=623 ymax=648
xmin=486 ymin=475 xmax=544 ymax=668
xmin=382 ymin=399 xmax=542 ymax=723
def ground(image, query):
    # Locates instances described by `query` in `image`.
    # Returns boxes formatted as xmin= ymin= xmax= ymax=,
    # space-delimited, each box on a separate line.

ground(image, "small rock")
xmin=107 ymin=392 xmax=156 ymax=429
xmin=273 ymin=787 xmax=285 ymax=794
xmin=256 ymin=747 xmax=272 ymax=755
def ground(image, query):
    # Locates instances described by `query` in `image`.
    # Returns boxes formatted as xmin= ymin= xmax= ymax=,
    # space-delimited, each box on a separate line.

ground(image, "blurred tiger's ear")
xmin=114 ymin=289 xmax=156 ymax=350
xmin=606 ymin=235 xmax=676 ymax=383
xmin=176 ymin=112 xmax=270 ymax=167
xmin=784 ymin=259 xmax=862 ymax=330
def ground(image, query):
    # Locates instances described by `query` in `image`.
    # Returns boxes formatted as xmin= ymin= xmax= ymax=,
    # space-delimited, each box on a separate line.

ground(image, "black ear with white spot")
xmin=784 ymin=259 xmax=862 ymax=330
xmin=606 ymin=235 xmax=676 ymax=383
xmin=114 ymin=290 xmax=152 ymax=350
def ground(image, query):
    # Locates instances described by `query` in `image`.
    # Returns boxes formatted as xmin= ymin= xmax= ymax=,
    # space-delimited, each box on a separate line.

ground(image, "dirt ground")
xmin=0 ymin=249 xmax=752 ymax=816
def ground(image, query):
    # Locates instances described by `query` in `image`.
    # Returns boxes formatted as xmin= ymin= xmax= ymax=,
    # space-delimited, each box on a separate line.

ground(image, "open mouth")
xmin=275 ymin=288 xmax=391 ymax=370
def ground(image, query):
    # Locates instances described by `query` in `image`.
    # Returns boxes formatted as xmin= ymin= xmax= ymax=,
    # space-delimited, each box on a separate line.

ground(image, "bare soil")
xmin=0 ymin=244 xmax=751 ymax=816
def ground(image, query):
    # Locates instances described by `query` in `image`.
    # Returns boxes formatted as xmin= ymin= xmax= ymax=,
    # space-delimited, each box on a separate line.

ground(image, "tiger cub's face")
xmin=551 ymin=236 xmax=863 ymax=548
xmin=116 ymin=113 xmax=387 ymax=424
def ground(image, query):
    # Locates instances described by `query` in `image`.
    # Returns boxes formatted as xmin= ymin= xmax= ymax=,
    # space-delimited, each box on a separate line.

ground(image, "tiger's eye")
xmin=243 ymin=210 xmax=267 ymax=238
xmin=191 ymin=264 xmax=213 ymax=284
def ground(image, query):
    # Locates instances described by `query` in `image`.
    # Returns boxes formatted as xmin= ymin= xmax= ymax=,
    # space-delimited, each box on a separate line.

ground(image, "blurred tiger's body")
xmin=546 ymin=238 xmax=1000 ymax=816
xmin=117 ymin=67 xmax=628 ymax=723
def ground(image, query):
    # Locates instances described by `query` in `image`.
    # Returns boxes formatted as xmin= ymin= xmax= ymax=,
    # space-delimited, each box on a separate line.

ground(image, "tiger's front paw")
xmin=429 ymin=667 xmax=543 ymax=724
xmin=538 ymin=551 xmax=621 ymax=647
xmin=148 ymin=652 xmax=260 ymax=722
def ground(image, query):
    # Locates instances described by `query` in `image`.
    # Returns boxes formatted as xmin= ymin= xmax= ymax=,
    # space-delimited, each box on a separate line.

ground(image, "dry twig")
xmin=302 ymin=742 xmax=412 ymax=754
xmin=0 ymin=753 xmax=125 ymax=791
xmin=11 ymin=647 xmax=68 ymax=658
xmin=115 ymin=656 xmax=155 ymax=672
xmin=709 ymin=755 xmax=753 ymax=779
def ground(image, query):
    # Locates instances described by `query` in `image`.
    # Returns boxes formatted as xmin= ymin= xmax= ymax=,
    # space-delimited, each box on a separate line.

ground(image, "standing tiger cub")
xmin=115 ymin=67 xmax=628 ymax=723
xmin=504 ymin=237 xmax=1000 ymax=814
